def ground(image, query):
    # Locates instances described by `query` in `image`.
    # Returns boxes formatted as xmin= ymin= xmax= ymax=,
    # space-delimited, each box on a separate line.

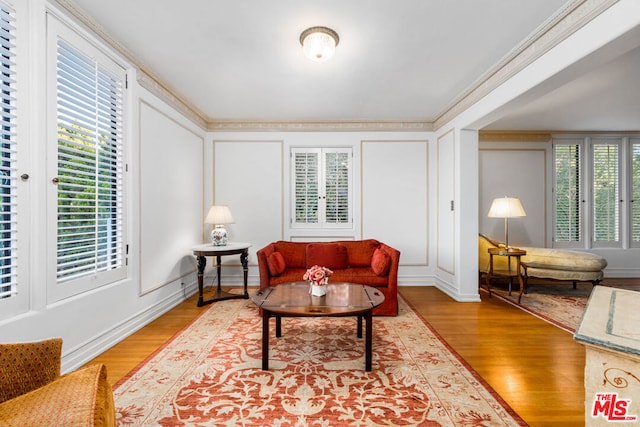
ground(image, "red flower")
xmin=303 ymin=265 xmax=333 ymax=285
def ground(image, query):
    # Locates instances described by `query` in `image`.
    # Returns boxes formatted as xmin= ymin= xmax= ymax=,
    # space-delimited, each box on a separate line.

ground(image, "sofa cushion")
xmin=522 ymin=247 xmax=608 ymax=272
xmin=273 ymin=241 xmax=308 ymax=268
xmin=331 ymin=268 xmax=389 ymax=287
xmin=0 ymin=363 xmax=115 ymax=427
xmin=339 ymin=239 xmax=380 ymax=267
xmin=267 ymin=252 xmax=286 ymax=276
xmin=371 ymin=248 xmax=391 ymax=276
xmin=268 ymin=267 xmax=308 ymax=285
xmin=0 ymin=338 xmax=62 ymax=403
xmin=306 ymin=243 xmax=348 ymax=269
xmin=524 ymin=266 xmax=604 ymax=282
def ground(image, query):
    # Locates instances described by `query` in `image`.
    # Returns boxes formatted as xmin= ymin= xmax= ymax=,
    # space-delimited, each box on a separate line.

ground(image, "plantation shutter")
xmin=324 ymin=151 xmax=349 ymax=224
xmin=291 ymin=147 xmax=352 ymax=228
xmin=592 ymin=142 xmax=620 ymax=245
xmin=553 ymin=143 xmax=582 ymax=245
xmin=0 ymin=2 xmax=16 ymax=301
xmin=55 ymin=38 xmax=125 ymax=285
xmin=631 ymin=141 xmax=640 ymax=247
xmin=294 ymin=150 xmax=319 ymax=224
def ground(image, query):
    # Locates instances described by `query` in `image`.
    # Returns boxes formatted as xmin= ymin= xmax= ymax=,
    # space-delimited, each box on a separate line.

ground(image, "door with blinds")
xmin=0 ymin=2 xmax=24 ymax=320
xmin=290 ymin=147 xmax=352 ymax=229
xmin=47 ymin=14 xmax=127 ymax=302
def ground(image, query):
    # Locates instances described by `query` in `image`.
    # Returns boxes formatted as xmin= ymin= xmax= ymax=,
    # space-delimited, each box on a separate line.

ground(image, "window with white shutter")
xmin=591 ymin=140 xmax=620 ymax=246
xmin=552 ymin=136 xmax=640 ymax=249
xmin=294 ymin=150 xmax=319 ymax=224
xmin=49 ymin=16 xmax=127 ymax=300
xmin=0 ymin=2 xmax=16 ymax=307
xmin=291 ymin=147 xmax=352 ymax=229
xmin=631 ymin=140 xmax=640 ymax=247
xmin=553 ymin=143 xmax=582 ymax=246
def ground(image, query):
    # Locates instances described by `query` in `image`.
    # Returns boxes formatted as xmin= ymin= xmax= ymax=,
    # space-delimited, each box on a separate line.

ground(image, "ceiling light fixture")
xmin=300 ymin=26 xmax=339 ymax=62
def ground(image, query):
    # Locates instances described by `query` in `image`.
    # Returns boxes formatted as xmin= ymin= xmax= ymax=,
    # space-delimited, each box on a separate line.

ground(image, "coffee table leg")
xmin=275 ymin=316 xmax=282 ymax=337
xmin=357 ymin=315 xmax=363 ymax=338
xmin=262 ymin=313 xmax=269 ymax=370
xmin=365 ymin=310 xmax=373 ymax=371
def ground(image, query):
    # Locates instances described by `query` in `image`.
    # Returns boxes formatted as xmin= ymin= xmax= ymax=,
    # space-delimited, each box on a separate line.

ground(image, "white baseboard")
xmin=602 ymin=268 xmax=640 ymax=278
xmin=61 ymin=282 xmax=198 ymax=373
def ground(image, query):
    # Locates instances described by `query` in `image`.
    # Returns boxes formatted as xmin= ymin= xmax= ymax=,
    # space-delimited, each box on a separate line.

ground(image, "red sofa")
xmin=256 ymin=239 xmax=400 ymax=316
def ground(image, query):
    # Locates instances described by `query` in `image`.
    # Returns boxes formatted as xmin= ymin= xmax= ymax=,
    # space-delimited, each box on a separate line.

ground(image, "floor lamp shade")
xmin=205 ymin=205 xmax=235 ymax=246
xmin=487 ymin=197 xmax=526 ymax=249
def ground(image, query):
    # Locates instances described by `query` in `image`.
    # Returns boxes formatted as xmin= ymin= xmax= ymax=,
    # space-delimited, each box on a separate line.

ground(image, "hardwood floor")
xmin=89 ymin=281 xmax=639 ymax=426
xmin=401 ymin=286 xmax=585 ymax=426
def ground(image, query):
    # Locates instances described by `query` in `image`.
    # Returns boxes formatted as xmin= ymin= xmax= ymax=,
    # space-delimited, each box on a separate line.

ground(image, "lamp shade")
xmin=487 ymin=197 xmax=526 ymax=218
xmin=205 ymin=205 xmax=235 ymax=225
xmin=300 ymin=26 xmax=339 ymax=61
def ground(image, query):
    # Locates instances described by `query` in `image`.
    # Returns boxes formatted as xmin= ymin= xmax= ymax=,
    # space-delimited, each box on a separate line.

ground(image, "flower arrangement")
xmin=303 ymin=265 xmax=333 ymax=287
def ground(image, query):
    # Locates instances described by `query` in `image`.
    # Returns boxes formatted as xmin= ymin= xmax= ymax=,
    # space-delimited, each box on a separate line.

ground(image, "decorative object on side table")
xmin=205 ymin=205 xmax=234 ymax=246
xmin=303 ymin=264 xmax=333 ymax=296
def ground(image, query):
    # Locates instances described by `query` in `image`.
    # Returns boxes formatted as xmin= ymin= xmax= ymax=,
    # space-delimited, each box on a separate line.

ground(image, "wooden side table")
xmin=485 ymin=247 xmax=527 ymax=303
xmin=192 ymin=242 xmax=251 ymax=306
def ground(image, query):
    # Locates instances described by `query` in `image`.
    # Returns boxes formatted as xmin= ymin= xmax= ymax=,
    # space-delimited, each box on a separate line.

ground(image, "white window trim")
xmin=552 ymin=139 xmax=584 ymax=248
xmin=628 ymin=138 xmax=640 ymax=248
xmin=290 ymin=146 xmax=353 ymax=231
xmin=552 ymin=134 xmax=639 ymax=250
xmin=590 ymin=137 xmax=622 ymax=249
xmin=0 ymin=0 xmax=26 ymax=321
xmin=46 ymin=13 xmax=128 ymax=302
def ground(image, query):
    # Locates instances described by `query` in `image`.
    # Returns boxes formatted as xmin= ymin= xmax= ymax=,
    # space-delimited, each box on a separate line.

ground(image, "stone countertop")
xmin=574 ymin=286 xmax=640 ymax=358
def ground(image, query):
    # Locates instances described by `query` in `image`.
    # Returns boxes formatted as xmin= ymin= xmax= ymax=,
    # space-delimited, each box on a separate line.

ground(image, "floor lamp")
xmin=487 ymin=197 xmax=526 ymax=249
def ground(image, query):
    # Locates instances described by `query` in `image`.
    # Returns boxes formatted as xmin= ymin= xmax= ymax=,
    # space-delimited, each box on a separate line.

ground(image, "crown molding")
xmin=136 ymin=72 xmax=208 ymax=129
xmin=207 ymin=120 xmax=433 ymax=132
xmin=54 ymin=0 xmax=208 ymax=130
xmin=479 ymin=131 xmax=552 ymax=142
xmin=56 ymin=0 xmax=618 ymax=134
xmin=434 ymin=0 xmax=620 ymax=130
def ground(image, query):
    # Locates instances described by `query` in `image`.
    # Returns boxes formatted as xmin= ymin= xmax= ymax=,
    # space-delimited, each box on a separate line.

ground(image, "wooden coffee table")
xmin=252 ymin=282 xmax=385 ymax=371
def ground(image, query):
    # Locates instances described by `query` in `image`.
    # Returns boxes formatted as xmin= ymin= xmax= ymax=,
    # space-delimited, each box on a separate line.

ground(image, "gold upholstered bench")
xmin=479 ymin=234 xmax=607 ymax=297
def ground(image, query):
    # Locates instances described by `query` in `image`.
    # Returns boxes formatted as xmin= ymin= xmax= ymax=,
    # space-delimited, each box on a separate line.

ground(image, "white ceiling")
xmin=64 ymin=0 xmax=640 ymax=131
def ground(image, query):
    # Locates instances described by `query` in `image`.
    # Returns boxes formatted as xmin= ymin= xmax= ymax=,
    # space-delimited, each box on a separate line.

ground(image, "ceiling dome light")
xmin=300 ymin=26 xmax=339 ymax=62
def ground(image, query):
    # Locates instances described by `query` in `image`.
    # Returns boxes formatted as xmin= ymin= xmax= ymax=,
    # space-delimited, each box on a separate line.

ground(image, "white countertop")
xmin=574 ymin=286 xmax=640 ymax=357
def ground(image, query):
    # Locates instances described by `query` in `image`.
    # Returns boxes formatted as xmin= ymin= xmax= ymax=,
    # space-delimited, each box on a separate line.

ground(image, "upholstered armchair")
xmin=0 ymin=338 xmax=115 ymax=426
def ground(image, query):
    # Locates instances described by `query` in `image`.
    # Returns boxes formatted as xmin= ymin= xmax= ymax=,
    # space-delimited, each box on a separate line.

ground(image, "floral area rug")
xmin=113 ymin=296 xmax=525 ymax=426
xmin=485 ymin=280 xmax=640 ymax=333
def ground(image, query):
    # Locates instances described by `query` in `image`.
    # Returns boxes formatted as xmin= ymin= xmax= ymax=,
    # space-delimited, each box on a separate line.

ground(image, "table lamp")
xmin=205 ymin=205 xmax=234 ymax=246
xmin=487 ymin=197 xmax=526 ymax=249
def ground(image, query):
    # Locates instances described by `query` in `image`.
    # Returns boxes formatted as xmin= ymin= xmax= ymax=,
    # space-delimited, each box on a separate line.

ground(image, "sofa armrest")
xmin=379 ymin=243 xmax=400 ymax=290
xmin=0 ymin=338 xmax=62 ymax=403
xmin=256 ymin=244 xmax=275 ymax=289
xmin=0 ymin=363 xmax=115 ymax=427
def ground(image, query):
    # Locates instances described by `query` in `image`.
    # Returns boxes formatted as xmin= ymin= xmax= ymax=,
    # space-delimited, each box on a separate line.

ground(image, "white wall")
xmin=139 ymin=101 xmax=204 ymax=294
xmin=431 ymin=0 xmax=640 ymax=300
xmin=3 ymin=0 xmax=640 ymax=374
xmin=434 ymin=129 xmax=481 ymax=302
xmin=479 ymin=139 xmax=549 ymax=248
xmin=208 ymin=132 xmax=434 ymax=285
xmin=0 ymin=0 xmax=205 ymax=372
xmin=478 ymin=135 xmax=640 ymax=277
